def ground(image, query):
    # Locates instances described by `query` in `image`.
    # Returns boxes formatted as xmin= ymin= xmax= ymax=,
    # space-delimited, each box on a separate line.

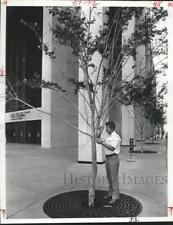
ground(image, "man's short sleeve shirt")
xmin=104 ymin=131 xmax=121 ymax=155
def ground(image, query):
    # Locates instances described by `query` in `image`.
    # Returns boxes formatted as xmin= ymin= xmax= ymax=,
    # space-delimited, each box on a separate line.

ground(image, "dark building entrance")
xmin=6 ymin=120 xmax=41 ymax=144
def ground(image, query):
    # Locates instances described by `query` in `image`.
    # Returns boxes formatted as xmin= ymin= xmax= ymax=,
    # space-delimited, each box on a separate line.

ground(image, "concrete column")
xmin=50 ymin=10 xmax=78 ymax=150
xmin=41 ymin=7 xmax=78 ymax=151
xmin=121 ymin=17 xmax=136 ymax=145
xmin=78 ymin=7 xmax=104 ymax=163
xmin=41 ymin=7 xmax=52 ymax=148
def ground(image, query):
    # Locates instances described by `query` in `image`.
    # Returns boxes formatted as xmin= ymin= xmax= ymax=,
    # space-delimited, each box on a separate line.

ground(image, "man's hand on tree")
xmin=96 ymin=138 xmax=105 ymax=145
xmin=97 ymin=125 xmax=105 ymax=138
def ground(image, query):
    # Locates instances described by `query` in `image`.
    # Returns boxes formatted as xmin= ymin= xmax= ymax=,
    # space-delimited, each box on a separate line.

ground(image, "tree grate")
xmin=132 ymin=150 xmax=158 ymax=153
xmin=43 ymin=190 xmax=142 ymax=218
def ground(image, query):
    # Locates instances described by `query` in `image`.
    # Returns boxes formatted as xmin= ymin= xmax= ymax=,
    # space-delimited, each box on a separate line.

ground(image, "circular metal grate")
xmin=43 ymin=190 xmax=142 ymax=218
xmin=145 ymin=142 xmax=159 ymax=145
xmin=132 ymin=150 xmax=157 ymax=153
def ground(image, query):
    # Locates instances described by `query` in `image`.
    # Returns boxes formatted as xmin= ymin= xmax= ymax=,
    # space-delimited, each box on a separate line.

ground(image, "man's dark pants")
xmin=105 ymin=154 xmax=120 ymax=200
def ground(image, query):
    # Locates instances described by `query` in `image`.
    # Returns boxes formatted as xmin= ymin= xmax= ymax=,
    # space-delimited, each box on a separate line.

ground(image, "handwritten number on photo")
xmin=1 ymin=0 xmax=7 ymax=5
xmin=153 ymin=1 xmax=173 ymax=8
xmin=0 ymin=66 xmax=5 ymax=77
xmin=168 ymin=206 xmax=173 ymax=216
xmin=72 ymin=0 xmax=98 ymax=7
xmin=0 ymin=209 xmax=7 ymax=219
xmin=153 ymin=1 xmax=162 ymax=8
xmin=130 ymin=217 xmax=139 ymax=223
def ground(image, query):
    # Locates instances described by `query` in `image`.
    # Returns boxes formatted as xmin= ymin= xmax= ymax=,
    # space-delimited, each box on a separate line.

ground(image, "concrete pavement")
xmin=5 ymin=138 xmax=167 ymax=219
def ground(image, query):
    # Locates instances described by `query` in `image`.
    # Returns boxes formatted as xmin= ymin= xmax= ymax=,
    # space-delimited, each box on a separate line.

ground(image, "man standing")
xmin=97 ymin=121 xmax=121 ymax=204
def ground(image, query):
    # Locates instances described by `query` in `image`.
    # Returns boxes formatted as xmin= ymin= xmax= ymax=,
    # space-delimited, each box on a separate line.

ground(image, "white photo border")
xmin=0 ymin=0 xmax=173 ymax=223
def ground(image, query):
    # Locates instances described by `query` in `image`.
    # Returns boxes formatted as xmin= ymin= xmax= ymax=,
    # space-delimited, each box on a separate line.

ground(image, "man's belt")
xmin=105 ymin=153 xmax=117 ymax=159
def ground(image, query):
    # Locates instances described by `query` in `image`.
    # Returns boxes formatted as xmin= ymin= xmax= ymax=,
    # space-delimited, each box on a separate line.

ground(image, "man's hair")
xmin=106 ymin=121 xmax=116 ymax=130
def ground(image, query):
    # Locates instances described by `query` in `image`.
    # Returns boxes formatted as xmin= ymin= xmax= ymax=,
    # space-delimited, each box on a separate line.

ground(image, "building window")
xmin=6 ymin=7 xmax=43 ymax=112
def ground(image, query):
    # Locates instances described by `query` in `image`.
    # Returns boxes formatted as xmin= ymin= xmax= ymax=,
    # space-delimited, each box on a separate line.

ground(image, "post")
xmin=127 ymin=138 xmax=135 ymax=162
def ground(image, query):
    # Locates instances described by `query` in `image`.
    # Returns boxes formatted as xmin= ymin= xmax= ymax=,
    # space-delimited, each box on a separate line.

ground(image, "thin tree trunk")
xmin=140 ymin=139 xmax=144 ymax=152
xmin=88 ymin=108 xmax=97 ymax=207
xmin=152 ymin=125 xmax=155 ymax=143
xmin=140 ymin=122 xmax=145 ymax=153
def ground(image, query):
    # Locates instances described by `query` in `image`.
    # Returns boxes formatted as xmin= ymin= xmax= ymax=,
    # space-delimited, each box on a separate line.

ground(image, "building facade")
xmin=5 ymin=7 xmax=154 ymax=163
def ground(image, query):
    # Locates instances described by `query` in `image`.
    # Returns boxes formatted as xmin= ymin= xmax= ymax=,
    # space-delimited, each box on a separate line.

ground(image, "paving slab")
xmin=5 ymin=139 xmax=167 ymax=219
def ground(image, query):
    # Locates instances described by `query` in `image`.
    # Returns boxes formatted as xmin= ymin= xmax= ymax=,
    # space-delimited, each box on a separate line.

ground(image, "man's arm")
xmin=97 ymin=135 xmax=121 ymax=152
xmin=97 ymin=138 xmax=115 ymax=151
xmin=102 ymin=141 xmax=115 ymax=151
xmin=97 ymin=125 xmax=104 ymax=138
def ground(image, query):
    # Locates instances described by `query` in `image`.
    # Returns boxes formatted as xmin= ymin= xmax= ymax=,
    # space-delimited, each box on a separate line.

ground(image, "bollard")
xmin=127 ymin=138 xmax=135 ymax=162
xmin=130 ymin=138 xmax=134 ymax=151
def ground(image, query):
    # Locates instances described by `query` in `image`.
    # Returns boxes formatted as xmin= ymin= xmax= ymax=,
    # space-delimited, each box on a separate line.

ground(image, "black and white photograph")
xmin=0 ymin=0 xmax=172 ymax=223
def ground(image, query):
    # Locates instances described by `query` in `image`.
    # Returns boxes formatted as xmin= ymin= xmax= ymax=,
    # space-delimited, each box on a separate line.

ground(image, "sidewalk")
xmin=6 ymin=139 xmax=167 ymax=219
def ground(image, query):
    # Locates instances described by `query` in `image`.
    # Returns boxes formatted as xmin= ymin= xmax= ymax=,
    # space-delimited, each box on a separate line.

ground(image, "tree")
xmin=120 ymin=74 xmax=167 ymax=150
xmin=6 ymin=6 xmax=168 ymax=206
xmin=146 ymin=83 xmax=167 ymax=140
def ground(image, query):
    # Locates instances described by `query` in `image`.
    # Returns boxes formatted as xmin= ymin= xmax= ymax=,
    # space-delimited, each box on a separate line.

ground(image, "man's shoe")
xmin=108 ymin=198 xmax=120 ymax=204
xmin=104 ymin=195 xmax=112 ymax=199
